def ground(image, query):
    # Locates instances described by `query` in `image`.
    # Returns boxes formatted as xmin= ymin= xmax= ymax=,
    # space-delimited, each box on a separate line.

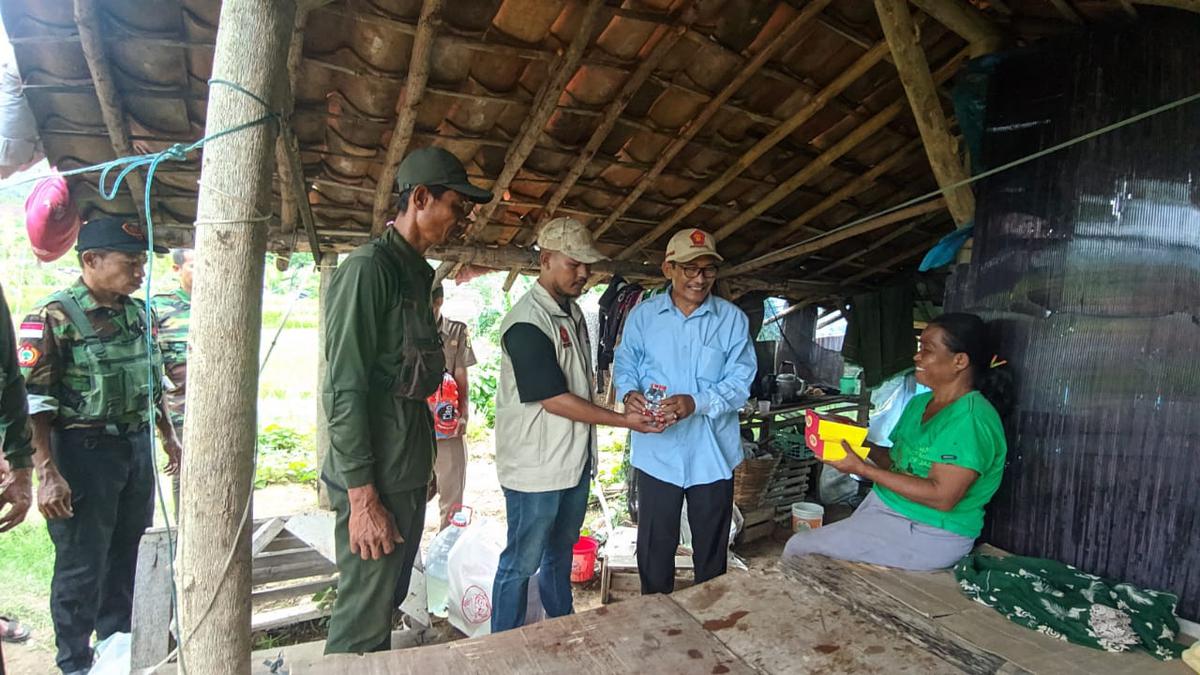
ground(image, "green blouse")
xmin=873 ymin=390 xmax=1007 ymax=538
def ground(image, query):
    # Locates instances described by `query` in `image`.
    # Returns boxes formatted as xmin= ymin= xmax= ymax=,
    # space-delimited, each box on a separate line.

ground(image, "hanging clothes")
xmin=842 ymin=283 xmax=915 ymax=389
xmin=955 ymin=554 xmax=1186 ymax=661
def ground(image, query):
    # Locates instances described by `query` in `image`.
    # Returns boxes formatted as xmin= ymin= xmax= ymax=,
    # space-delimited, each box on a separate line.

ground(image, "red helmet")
xmin=25 ymin=174 xmax=80 ymax=263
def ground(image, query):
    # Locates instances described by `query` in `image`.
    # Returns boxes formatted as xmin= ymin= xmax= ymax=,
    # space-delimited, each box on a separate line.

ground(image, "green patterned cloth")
xmin=954 ymin=554 xmax=1185 ymax=661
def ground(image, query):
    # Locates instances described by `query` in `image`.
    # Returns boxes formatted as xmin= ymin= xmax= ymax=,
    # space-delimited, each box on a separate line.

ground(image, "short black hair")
xmin=78 ymin=247 xmax=118 ymax=267
xmin=396 ymin=184 xmax=450 ymax=214
xmin=172 ymin=249 xmax=192 ymax=266
xmin=431 ymin=285 xmax=445 ymax=301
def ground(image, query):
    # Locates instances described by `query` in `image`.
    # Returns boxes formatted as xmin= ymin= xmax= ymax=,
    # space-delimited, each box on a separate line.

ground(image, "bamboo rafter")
xmin=371 ymin=0 xmax=445 ymax=236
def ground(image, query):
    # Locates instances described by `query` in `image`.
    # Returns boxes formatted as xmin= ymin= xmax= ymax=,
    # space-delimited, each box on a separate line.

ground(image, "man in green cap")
xmin=151 ymin=248 xmax=193 ymax=516
xmin=321 ymin=146 xmax=492 ymax=654
xmin=18 ymin=216 xmax=182 ymax=675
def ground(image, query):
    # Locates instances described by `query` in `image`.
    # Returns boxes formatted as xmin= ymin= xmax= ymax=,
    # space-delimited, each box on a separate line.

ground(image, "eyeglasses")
xmin=674 ymin=263 xmax=719 ymax=279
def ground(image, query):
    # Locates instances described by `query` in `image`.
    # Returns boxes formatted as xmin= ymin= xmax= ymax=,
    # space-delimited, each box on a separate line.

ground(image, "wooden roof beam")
xmin=370 ymin=0 xmax=444 ymax=235
xmin=722 ymin=197 xmax=947 ymax=278
xmin=752 ymin=138 xmax=924 ymax=254
xmin=642 ymin=48 xmax=967 ymax=254
xmin=73 ymin=0 xmax=147 ymax=223
xmin=1133 ymin=0 xmax=1200 ymax=11
xmin=463 ymin=0 xmax=605 ymax=241
xmin=841 ymin=232 xmax=943 ymax=285
xmin=499 ymin=6 xmax=698 ymax=290
xmin=274 ymin=7 xmax=321 ymax=257
xmin=592 ymin=0 xmax=835 ymax=239
xmin=626 ymin=38 xmax=892 ymax=253
xmin=801 ymin=213 xmax=939 ymax=280
xmin=908 ymin=0 xmax=1007 ymax=56
xmin=875 ymin=0 xmax=975 ymax=226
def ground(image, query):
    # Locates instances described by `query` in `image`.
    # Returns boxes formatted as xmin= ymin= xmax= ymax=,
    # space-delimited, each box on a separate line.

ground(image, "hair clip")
xmin=990 ymin=355 xmax=1008 ymax=369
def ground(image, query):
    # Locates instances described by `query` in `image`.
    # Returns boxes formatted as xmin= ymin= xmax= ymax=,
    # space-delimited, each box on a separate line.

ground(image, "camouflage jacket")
xmin=150 ymin=287 xmax=190 ymax=428
xmin=19 ymin=278 xmax=164 ymax=430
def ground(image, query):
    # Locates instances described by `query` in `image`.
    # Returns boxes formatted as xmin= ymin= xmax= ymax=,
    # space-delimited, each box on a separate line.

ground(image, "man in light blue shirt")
xmin=614 ymin=228 xmax=757 ymax=594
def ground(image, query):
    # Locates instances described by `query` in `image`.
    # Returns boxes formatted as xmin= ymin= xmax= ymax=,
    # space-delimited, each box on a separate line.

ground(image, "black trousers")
xmin=47 ymin=427 xmax=154 ymax=673
xmin=635 ymin=469 xmax=734 ymax=595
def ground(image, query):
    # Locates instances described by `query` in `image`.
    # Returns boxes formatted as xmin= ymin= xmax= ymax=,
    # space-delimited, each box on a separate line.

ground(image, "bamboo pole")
xmin=802 ymin=216 xmax=932 ymax=280
xmin=73 ymin=0 xmax=147 ymax=223
xmin=463 ymin=0 xmax=606 ymax=241
xmin=592 ymin=0 xmax=835 ymax=238
xmin=909 ymin=0 xmax=1006 ymax=55
xmin=371 ymin=0 xmax=445 ymax=235
xmin=875 ymin=0 xmax=975 ymax=226
xmin=177 ymin=1 xmax=294 ymax=672
xmin=629 ymin=39 xmax=893 ymax=251
xmin=751 ymin=139 xmax=923 ymax=254
xmin=274 ymin=7 xmax=322 ymax=257
xmin=314 ymin=251 xmax=337 ymax=510
xmin=841 ymin=234 xmax=942 ymax=285
xmin=721 ymin=198 xmax=947 ymax=278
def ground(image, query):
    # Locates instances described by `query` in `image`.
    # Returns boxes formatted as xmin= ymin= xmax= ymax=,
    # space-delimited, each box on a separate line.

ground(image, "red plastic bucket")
xmin=570 ymin=536 xmax=598 ymax=583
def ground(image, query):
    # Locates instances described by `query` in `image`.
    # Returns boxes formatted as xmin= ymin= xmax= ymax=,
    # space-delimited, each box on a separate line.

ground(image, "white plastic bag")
xmin=90 ymin=632 xmax=131 ymax=675
xmin=445 ymin=517 xmax=544 ymax=638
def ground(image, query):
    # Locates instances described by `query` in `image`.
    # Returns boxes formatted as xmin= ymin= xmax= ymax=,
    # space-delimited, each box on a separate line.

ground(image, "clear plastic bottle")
xmin=425 ymin=507 xmax=471 ymax=617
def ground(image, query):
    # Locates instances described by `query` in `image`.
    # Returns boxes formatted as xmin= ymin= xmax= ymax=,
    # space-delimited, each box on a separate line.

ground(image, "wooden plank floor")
xmin=671 ymin=568 xmax=966 ymax=674
xmin=793 ymin=554 xmax=1194 ymax=675
xmin=290 ymin=593 xmax=754 ymax=674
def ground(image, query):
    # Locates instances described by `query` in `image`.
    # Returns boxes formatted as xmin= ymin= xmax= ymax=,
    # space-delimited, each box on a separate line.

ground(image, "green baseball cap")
xmin=395 ymin=147 xmax=494 ymax=203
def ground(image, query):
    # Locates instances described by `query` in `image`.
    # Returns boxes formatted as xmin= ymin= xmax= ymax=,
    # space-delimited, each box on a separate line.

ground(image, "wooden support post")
xmin=593 ymin=0 xmax=834 ymax=238
xmin=464 ymin=0 xmax=605 ymax=241
xmin=875 ymin=1 xmax=975 ymax=227
xmin=629 ymin=39 xmax=892 ymax=252
xmin=371 ymin=0 xmax=445 ymax=235
xmin=722 ymin=198 xmax=947 ymax=278
xmin=177 ymin=1 xmax=294 ymax=673
xmin=73 ymin=0 xmax=147 ymax=222
xmin=908 ymin=0 xmax=1006 ymax=56
xmin=751 ymin=139 xmax=922 ymax=254
xmin=314 ymin=251 xmax=337 ymax=509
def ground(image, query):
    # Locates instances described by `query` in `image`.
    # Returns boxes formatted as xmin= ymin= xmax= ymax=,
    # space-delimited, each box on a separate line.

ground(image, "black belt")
xmin=61 ymin=422 xmax=151 ymax=437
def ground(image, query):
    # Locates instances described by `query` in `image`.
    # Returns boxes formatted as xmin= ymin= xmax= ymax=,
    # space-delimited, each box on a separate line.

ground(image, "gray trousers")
xmin=782 ymin=490 xmax=974 ymax=571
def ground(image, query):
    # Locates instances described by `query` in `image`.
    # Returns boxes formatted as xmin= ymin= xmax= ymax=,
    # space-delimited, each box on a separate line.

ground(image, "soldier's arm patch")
xmin=17 ymin=344 xmax=41 ymax=368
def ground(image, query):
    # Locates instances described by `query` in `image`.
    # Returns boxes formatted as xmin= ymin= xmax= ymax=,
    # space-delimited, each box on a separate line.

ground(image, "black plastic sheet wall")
xmin=946 ymin=12 xmax=1200 ymax=620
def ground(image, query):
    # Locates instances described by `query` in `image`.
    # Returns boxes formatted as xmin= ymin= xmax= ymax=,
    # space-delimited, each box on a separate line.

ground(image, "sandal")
xmin=0 ymin=616 xmax=31 ymax=643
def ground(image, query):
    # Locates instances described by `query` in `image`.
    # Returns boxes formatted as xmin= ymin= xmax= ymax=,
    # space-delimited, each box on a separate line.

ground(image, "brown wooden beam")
xmin=722 ymin=198 xmax=947 ymax=278
xmin=875 ymin=1 xmax=974 ymax=226
xmin=592 ymin=0 xmax=835 ymax=238
xmin=630 ymin=39 xmax=892 ymax=251
xmin=1048 ymin=0 xmax=1086 ymax=24
xmin=801 ymin=215 xmax=934 ymax=280
xmin=908 ymin=0 xmax=1006 ymax=55
xmin=274 ymin=7 xmax=321 ymax=257
xmin=371 ymin=0 xmax=444 ymax=235
xmin=463 ymin=0 xmax=605 ymax=241
xmin=73 ymin=0 xmax=147 ymax=222
xmin=841 ymin=233 xmax=942 ymax=285
xmin=752 ymin=138 xmax=923 ymax=254
xmin=1133 ymin=0 xmax=1200 ymax=10
xmin=641 ymin=49 xmax=967 ymax=256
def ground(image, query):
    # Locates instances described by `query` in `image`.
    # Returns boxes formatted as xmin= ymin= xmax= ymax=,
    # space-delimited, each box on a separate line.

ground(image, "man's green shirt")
xmin=321 ymin=228 xmax=444 ymax=493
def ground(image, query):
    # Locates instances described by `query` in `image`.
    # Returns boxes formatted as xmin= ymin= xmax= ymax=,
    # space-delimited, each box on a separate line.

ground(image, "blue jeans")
xmin=491 ymin=466 xmax=590 ymax=633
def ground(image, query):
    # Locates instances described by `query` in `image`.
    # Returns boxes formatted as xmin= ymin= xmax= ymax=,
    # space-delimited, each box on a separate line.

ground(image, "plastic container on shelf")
xmin=425 ymin=505 xmax=472 ymax=617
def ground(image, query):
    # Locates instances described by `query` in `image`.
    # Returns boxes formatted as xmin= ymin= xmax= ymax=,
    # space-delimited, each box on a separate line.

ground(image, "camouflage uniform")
xmin=20 ymin=277 xmax=165 ymax=674
xmin=150 ymin=287 xmax=189 ymax=431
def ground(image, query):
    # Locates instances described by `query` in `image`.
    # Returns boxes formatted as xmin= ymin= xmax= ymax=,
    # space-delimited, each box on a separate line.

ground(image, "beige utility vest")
xmin=495 ymin=282 xmax=597 ymax=492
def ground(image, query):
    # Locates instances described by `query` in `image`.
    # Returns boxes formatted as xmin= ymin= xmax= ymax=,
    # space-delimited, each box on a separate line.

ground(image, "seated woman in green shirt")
xmin=783 ymin=313 xmax=1012 ymax=570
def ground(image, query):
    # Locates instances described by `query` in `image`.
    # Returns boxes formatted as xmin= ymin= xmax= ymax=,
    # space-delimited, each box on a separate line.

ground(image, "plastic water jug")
xmin=425 ymin=505 xmax=471 ymax=617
